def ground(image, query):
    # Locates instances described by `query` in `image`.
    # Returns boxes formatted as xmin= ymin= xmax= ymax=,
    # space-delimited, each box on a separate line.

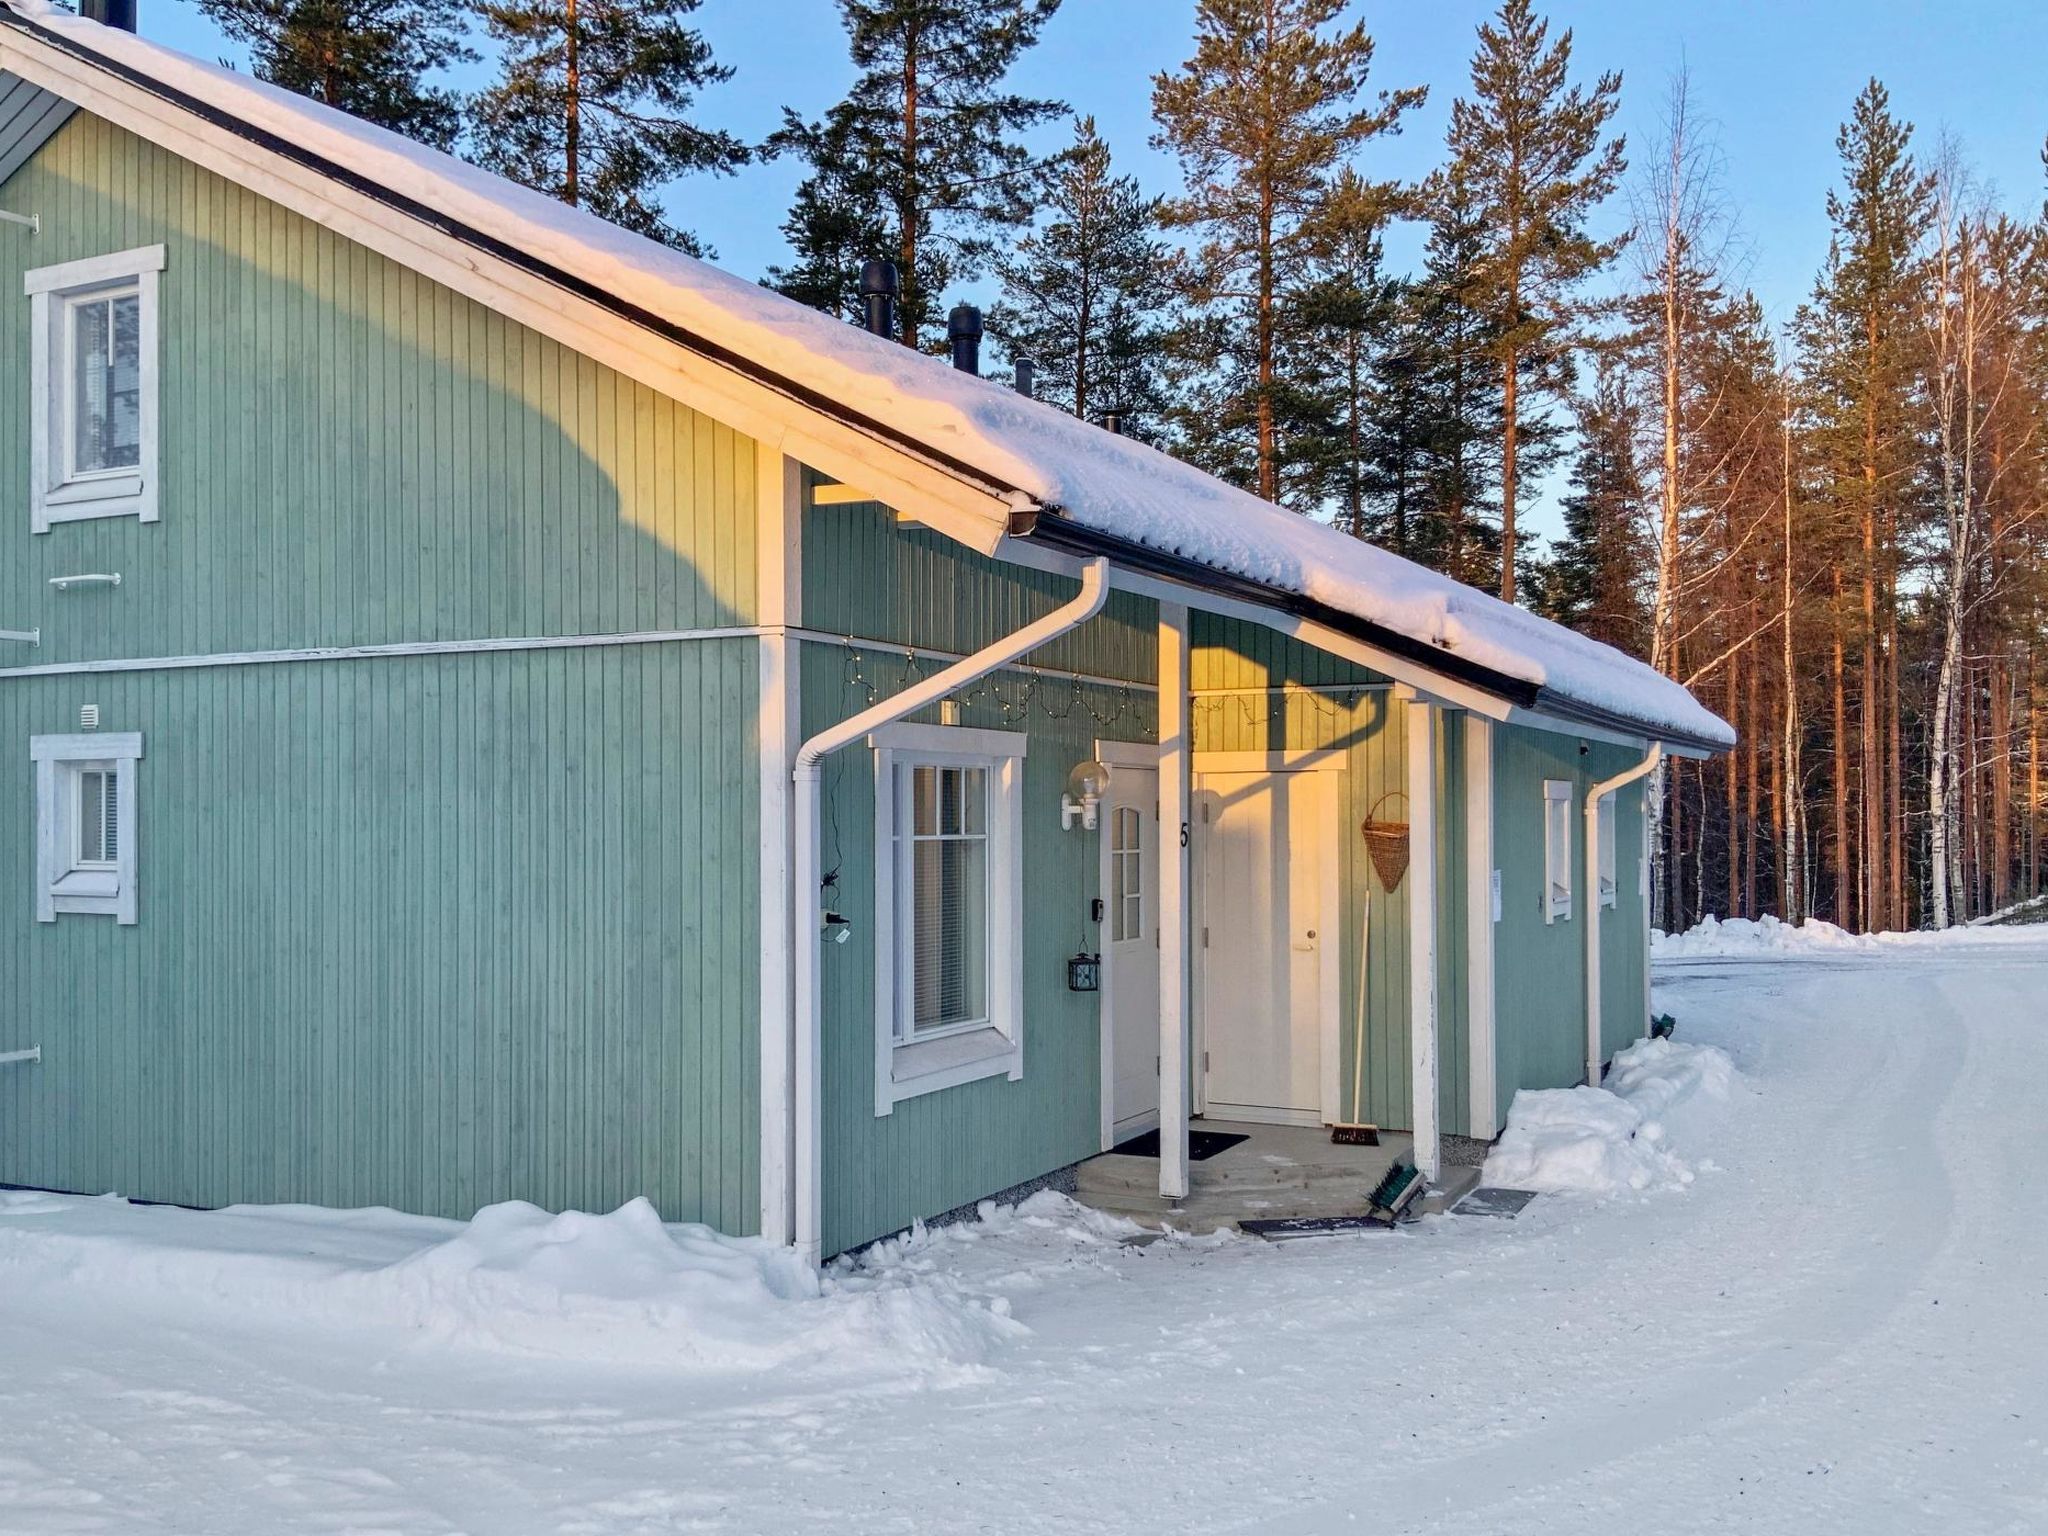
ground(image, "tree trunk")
xmin=563 ymin=0 xmax=581 ymax=205
xmin=897 ymin=21 xmax=921 ymax=349
xmin=1500 ymin=347 xmax=1518 ymax=602
xmin=1832 ymin=576 xmax=1851 ymax=927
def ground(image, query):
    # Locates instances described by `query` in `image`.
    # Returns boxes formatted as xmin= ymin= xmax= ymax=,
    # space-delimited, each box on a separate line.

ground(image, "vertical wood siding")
xmin=0 ymin=114 xmax=762 ymax=1226
xmin=0 ymin=645 xmax=759 ymax=1225
xmin=797 ymin=498 xmax=1159 ymax=1253
xmin=0 ymin=114 xmax=756 ymax=665
xmin=1490 ymin=727 xmax=1651 ymax=1125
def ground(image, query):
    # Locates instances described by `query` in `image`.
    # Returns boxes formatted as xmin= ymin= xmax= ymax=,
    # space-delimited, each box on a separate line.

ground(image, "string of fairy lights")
xmin=833 ymin=635 xmax=1388 ymax=738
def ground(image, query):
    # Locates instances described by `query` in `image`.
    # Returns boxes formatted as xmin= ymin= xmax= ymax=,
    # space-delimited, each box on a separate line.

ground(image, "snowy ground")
xmin=4 ymin=934 xmax=2046 ymax=1534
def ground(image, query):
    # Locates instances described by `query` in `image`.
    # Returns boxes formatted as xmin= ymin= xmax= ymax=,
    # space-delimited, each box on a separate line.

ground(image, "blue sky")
xmin=147 ymin=0 xmax=2048 ymax=532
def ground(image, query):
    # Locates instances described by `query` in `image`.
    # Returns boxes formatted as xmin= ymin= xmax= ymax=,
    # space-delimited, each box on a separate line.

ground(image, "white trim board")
xmin=0 ymin=626 xmax=766 ymax=679
xmin=1463 ymin=712 xmax=1498 ymax=1140
xmin=755 ymin=444 xmax=801 ymax=1247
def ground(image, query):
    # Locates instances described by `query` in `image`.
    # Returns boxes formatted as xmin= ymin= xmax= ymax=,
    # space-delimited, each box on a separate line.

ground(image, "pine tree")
xmin=1443 ymin=0 xmax=1626 ymax=603
xmin=1541 ymin=357 xmax=1649 ymax=649
xmin=1294 ymin=168 xmax=1404 ymax=536
xmin=470 ymin=0 xmax=750 ymax=253
xmin=1151 ymin=0 xmax=1423 ymax=504
xmin=987 ymin=117 xmax=1176 ymax=434
xmin=768 ymin=0 xmax=1067 ymax=347
xmin=1793 ymin=79 xmax=1934 ymax=930
xmin=196 ymin=0 xmax=474 ymax=148
xmin=1398 ymin=165 xmax=1570 ymax=592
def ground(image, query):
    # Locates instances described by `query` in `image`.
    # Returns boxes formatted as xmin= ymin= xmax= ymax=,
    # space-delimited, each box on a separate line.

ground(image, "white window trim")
xmin=31 ymin=732 xmax=143 ymax=924
xmin=1544 ymin=778 xmax=1574 ymax=924
xmin=870 ymin=721 xmax=1027 ymax=1115
xmin=26 ymin=244 xmax=165 ymax=534
xmin=1597 ymin=792 xmax=1618 ymax=908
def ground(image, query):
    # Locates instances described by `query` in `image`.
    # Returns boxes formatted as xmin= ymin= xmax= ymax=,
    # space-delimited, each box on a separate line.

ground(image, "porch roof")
xmin=0 ymin=0 xmax=1732 ymax=755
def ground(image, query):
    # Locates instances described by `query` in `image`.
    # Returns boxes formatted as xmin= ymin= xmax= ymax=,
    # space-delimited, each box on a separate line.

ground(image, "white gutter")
xmin=1584 ymin=744 xmax=1662 ymax=1088
xmin=0 ymin=1046 xmax=41 ymax=1066
xmin=787 ymin=558 xmax=1110 ymax=1265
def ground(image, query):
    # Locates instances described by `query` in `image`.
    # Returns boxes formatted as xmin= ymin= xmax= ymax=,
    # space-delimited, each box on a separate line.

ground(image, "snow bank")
xmin=0 ymin=0 xmax=1729 ymax=749
xmin=1653 ymin=913 xmax=2047 ymax=959
xmin=0 ymin=1193 xmax=1027 ymax=1373
xmin=1483 ymin=1038 xmax=1737 ymax=1197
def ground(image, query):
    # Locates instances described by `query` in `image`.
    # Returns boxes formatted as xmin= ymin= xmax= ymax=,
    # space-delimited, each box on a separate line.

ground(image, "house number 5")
xmin=1180 ymin=822 xmax=1190 ymax=848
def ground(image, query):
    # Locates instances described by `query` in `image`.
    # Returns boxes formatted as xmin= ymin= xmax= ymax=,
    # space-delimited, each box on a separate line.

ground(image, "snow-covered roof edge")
xmin=0 ymin=0 xmax=1733 ymax=751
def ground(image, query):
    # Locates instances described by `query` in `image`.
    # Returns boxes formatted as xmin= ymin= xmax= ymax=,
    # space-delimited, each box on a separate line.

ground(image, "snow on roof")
xmin=4 ymin=0 xmax=1732 ymax=749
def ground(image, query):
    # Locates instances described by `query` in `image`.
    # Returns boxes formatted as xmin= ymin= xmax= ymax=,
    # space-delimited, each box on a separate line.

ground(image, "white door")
xmin=1105 ymin=768 xmax=1160 ymax=1136
xmin=1197 ymin=771 xmax=1325 ymax=1123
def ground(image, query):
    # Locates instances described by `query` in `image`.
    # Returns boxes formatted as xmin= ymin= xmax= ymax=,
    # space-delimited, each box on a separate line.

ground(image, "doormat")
xmin=1112 ymin=1129 xmax=1251 ymax=1162
xmin=1453 ymin=1186 xmax=1538 ymax=1219
xmin=1240 ymin=1214 xmax=1398 ymax=1242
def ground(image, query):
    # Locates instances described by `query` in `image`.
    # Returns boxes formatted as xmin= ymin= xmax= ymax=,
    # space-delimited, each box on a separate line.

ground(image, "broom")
xmin=1330 ymin=896 xmax=1380 ymax=1145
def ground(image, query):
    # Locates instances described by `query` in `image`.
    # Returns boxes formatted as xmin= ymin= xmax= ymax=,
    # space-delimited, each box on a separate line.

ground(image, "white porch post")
xmin=1158 ymin=602 xmax=1192 ymax=1202
xmin=1406 ymin=697 xmax=1440 ymax=1184
xmin=1462 ymin=712 xmax=1497 ymax=1141
xmin=756 ymin=444 xmax=801 ymax=1247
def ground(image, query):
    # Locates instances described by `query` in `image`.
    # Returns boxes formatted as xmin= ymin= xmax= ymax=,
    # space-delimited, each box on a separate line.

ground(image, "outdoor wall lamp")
xmin=1062 ymin=759 xmax=1110 ymax=831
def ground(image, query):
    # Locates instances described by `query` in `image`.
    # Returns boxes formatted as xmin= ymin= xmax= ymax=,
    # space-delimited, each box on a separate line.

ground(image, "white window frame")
xmin=1543 ymin=778 xmax=1574 ymax=924
xmin=26 ymin=245 xmax=165 ymax=533
xmin=870 ymin=722 xmax=1026 ymax=1115
xmin=1597 ymin=791 xmax=1618 ymax=908
xmin=32 ymin=732 xmax=143 ymax=924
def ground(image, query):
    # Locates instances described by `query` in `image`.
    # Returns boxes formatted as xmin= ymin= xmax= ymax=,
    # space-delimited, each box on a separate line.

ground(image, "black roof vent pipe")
xmin=860 ymin=260 xmax=898 ymax=341
xmin=1101 ymin=410 xmax=1123 ymax=436
xmin=1014 ymin=357 xmax=1036 ymax=399
xmin=82 ymin=0 xmax=137 ymax=28
xmin=947 ymin=303 xmax=984 ymax=375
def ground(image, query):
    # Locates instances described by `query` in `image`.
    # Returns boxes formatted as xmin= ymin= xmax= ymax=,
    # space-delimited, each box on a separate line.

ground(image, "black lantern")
xmin=1068 ymin=952 xmax=1101 ymax=992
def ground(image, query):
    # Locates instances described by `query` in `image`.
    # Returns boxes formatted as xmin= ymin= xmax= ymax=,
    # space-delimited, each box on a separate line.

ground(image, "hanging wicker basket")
xmin=1361 ymin=791 xmax=1411 ymax=892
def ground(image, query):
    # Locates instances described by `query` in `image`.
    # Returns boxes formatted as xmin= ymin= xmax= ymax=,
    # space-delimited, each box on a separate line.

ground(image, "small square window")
xmin=31 ymin=732 xmax=143 ymax=924
xmin=25 ymin=245 xmax=165 ymax=532
xmin=1543 ymin=779 xmax=1574 ymax=924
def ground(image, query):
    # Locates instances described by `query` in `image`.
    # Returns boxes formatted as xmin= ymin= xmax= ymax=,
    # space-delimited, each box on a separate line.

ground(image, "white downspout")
xmin=789 ymin=557 xmax=1110 ymax=1266
xmin=1584 ymin=743 xmax=1663 ymax=1088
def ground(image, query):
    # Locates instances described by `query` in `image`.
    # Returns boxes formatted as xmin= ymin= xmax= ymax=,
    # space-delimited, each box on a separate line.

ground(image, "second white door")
xmin=1197 ymin=770 xmax=1326 ymax=1123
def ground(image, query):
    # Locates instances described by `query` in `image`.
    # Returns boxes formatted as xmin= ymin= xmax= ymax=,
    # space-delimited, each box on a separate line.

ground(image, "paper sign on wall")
xmin=1490 ymin=868 xmax=1502 ymax=924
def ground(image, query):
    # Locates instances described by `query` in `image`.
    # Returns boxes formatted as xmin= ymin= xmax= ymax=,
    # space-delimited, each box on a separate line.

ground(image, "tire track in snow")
xmin=1227 ymin=961 xmax=1969 ymax=1535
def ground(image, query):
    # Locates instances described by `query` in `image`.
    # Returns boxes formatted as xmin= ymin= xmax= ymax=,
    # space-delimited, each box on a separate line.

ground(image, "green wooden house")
xmin=0 ymin=1 xmax=1731 ymax=1261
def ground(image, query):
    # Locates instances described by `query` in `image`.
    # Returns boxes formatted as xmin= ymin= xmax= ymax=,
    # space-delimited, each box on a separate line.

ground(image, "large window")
xmin=872 ymin=724 xmax=1025 ymax=1113
xmin=32 ymin=733 xmax=144 ymax=924
xmin=1544 ymin=779 xmax=1574 ymax=924
xmin=26 ymin=246 xmax=164 ymax=532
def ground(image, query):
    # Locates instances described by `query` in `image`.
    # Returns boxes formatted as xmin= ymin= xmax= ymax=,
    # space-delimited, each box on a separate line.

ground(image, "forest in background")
xmin=187 ymin=0 xmax=2048 ymax=935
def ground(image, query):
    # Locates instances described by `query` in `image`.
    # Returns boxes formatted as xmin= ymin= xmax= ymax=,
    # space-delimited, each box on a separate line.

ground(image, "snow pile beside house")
xmin=1653 ymin=913 xmax=2046 ymax=958
xmin=0 ymin=1192 xmax=1025 ymax=1372
xmin=1483 ymin=1038 xmax=1738 ymax=1197
xmin=0 ymin=0 xmax=1729 ymax=749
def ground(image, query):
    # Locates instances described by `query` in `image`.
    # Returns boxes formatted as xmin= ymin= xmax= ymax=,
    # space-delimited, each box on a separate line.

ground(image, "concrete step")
xmin=1076 ymin=1149 xmax=1401 ymax=1198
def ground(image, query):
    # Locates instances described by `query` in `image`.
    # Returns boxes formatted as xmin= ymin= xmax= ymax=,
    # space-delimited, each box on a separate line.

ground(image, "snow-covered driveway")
xmin=3 ymin=935 xmax=2045 ymax=1534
